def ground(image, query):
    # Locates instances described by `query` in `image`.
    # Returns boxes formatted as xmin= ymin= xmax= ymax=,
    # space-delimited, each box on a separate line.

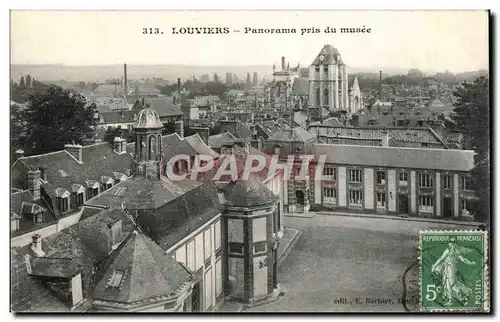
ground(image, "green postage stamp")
xmin=419 ymin=230 xmax=489 ymax=312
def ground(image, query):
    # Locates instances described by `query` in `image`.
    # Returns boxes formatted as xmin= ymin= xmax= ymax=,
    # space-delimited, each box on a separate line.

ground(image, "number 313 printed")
xmin=143 ymin=28 xmax=162 ymax=34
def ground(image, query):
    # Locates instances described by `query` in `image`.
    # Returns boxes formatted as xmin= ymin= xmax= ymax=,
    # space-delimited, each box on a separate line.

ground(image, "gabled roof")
xmin=313 ymin=144 xmax=475 ymax=171
xmin=93 ymin=231 xmax=190 ymax=304
xmin=148 ymin=97 xmax=183 ymax=118
xmin=208 ymin=132 xmax=237 ymax=149
xmin=185 ymin=134 xmax=219 ymax=158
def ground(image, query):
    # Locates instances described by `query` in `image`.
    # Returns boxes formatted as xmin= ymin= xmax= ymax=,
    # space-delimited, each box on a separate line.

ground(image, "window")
xmin=315 ymin=88 xmax=320 ymax=107
xmin=399 ymin=172 xmax=408 ymax=186
xmin=186 ymin=240 xmax=195 ymax=271
xmin=35 ymin=213 xmax=44 ymax=224
xmin=11 ymin=218 xmax=19 ymax=232
xmin=76 ymin=192 xmax=84 ymax=208
xmin=214 ymin=220 xmax=221 ymax=251
xmin=105 ymin=183 xmax=113 ymax=190
xmin=349 ymin=190 xmax=363 ymax=205
xmin=418 ymin=173 xmax=433 ymax=188
xmin=323 ymin=167 xmax=337 ymax=179
xmin=376 ymin=171 xmax=386 ymax=185
xmin=253 ymin=243 xmax=267 ymax=254
xmin=443 ymin=175 xmax=452 ymax=189
xmin=376 ymin=193 xmax=386 ymax=207
xmin=204 ymin=229 xmax=211 ymax=261
xmin=323 ymin=188 xmax=337 ymax=204
xmin=108 ymin=270 xmax=125 ymax=288
xmin=204 ymin=268 xmax=213 ymax=310
xmin=229 ymin=243 xmax=244 ymax=255
xmin=461 ymin=176 xmax=471 ymax=190
xmin=323 ymin=66 xmax=329 ymax=73
xmin=419 ymin=196 xmax=434 ymax=212
xmin=215 ymin=258 xmax=222 ymax=298
xmin=349 ymin=169 xmax=362 ymax=183
xmin=323 ymin=88 xmax=329 ymax=105
xmin=60 ymin=197 xmax=69 ymax=213
xmin=315 ymin=66 xmax=320 ymax=72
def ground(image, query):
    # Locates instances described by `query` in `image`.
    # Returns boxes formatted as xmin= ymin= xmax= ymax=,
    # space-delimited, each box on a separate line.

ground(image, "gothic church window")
xmin=324 ymin=88 xmax=329 ymax=105
xmin=315 ymin=88 xmax=320 ymax=107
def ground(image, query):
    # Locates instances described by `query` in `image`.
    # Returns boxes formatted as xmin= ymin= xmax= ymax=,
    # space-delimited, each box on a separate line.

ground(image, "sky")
xmin=10 ymin=10 xmax=489 ymax=72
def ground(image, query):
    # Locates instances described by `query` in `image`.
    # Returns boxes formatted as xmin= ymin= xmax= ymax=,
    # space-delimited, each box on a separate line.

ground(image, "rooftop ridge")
xmin=312 ymin=142 xmax=475 ymax=153
xmin=19 ymin=150 xmax=67 ymax=160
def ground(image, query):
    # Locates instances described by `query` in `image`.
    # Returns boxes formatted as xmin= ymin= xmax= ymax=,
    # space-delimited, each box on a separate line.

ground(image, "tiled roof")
xmin=185 ymin=134 xmax=219 ymax=158
xmin=208 ymin=132 xmax=237 ymax=149
xmin=308 ymin=125 xmax=447 ymax=148
xmin=135 ymin=181 xmax=222 ymax=251
xmin=313 ymin=144 xmax=475 ymax=171
xmin=93 ymin=231 xmax=190 ymax=304
xmin=126 ymin=133 xmax=199 ymax=163
xmin=11 ymin=250 xmax=70 ymax=312
xmin=84 ymin=176 xmax=202 ymax=210
xmin=10 ymin=190 xmax=57 ymax=237
xmin=13 ymin=142 xmax=133 ymax=218
xmin=148 ymin=97 xmax=183 ymax=118
xmin=30 ymin=257 xmax=81 ymax=278
xmin=222 ymin=180 xmax=278 ymax=208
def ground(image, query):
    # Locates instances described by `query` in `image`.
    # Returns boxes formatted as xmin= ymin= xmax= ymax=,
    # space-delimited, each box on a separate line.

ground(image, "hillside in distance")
xmin=11 ymin=64 xmax=488 ymax=84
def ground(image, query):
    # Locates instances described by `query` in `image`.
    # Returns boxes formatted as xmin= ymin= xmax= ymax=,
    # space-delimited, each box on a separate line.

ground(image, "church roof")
xmin=93 ymin=231 xmax=190 ymax=304
xmin=311 ymin=45 xmax=341 ymax=65
xmin=291 ymin=77 xmax=309 ymax=96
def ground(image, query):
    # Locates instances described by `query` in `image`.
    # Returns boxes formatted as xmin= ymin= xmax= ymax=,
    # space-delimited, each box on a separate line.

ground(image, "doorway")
xmin=398 ymin=194 xmax=409 ymax=214
xmin=295 ymin=190 xmax=305 ymax=213
xmin=443 ymin=198 xmax=452 ymax=218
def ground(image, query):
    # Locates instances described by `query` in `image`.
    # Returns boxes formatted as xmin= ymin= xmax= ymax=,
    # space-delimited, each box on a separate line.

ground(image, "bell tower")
xmin=132 ymin=101 xmax=164 ymax=179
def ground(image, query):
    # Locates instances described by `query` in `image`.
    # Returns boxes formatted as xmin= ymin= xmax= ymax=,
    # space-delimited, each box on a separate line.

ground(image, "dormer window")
xmin=107 ymin=270 xmax=125 ymax=288
xmin=59 ymin=196 xmax=69 ymax=213
xmin=35 ymin=212 xmax=44 ymax=224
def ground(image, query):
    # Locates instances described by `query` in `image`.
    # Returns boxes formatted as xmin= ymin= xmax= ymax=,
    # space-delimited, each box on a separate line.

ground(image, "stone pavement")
xmin=316 ymin=210 xmax=483 ymax=227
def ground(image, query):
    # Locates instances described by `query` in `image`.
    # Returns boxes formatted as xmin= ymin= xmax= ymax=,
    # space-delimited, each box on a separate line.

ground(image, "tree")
xmin=26 ymin=74 xmax=32 ymax=87
xmin=17 ymin=86 xmax=98 ymax=156
xmin=451 ymin=76 xmax=490 ymax=222
xmin=20 ymin=76 xmax=25 ymax=87
xmin=104 ymin=125 xmax=135 ymax=144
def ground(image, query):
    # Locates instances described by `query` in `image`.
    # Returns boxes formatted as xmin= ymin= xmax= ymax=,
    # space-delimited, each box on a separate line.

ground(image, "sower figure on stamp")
xmin=432 ymin=242 xmax=476 ymax=305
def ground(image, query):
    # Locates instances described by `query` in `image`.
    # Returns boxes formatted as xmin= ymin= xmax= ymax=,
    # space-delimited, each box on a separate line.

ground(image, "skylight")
xmin=114 ymin=187 xmax=127 ymax=196
xmin=108 ymin=270 xmax=125 ymax=288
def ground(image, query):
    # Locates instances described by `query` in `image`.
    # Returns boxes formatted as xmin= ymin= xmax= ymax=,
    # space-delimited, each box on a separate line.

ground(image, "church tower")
xmin=308 ymin=45 xmax=349 ymax=115
xmin=132 ymin=101 xmax=164 ymax=179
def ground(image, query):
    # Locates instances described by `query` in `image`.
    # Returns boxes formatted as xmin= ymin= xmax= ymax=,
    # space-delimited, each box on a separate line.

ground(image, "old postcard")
xmin=9 ymin=10 xmax=490 ymax=313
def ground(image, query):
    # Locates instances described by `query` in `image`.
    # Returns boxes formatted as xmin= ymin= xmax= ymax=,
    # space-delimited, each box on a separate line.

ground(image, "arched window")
xmin=315 ymin=88 xmax=320 ymax=107
xmin=324 ymin=88 xmax=329 ymax=105
xmin=149 ymin=136 xmax=156 ymax=160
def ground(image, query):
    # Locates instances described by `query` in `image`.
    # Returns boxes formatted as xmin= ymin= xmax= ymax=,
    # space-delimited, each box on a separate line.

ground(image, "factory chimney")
xmin=379 ymin=70 xmax=382 ymax=82
xmin=281 ymin=56 xmax=286 ymax=71
xmin=124 ymin=63 xmax=128 ymax=95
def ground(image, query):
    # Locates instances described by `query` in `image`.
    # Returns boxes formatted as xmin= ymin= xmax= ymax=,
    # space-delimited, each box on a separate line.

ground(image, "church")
xmin=308 ymin=45 xmax=362 ymax=116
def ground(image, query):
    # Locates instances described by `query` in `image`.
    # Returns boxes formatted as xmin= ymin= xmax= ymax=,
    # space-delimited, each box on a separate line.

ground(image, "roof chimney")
xmin=124 ymin=63 xmax=128 ymax=95
xmin=31 ymin=233 xmax=45 ymax=257
xmin=381 ymin=130 xmax=390 ymax=147
xmin=65 ymin=143 xmax=83 ymax=163
xmin=27 ymin=169 xmax=41 ymax=201
xmin=15 ymin=149 xmax=24 ymax=159
xmin=281 ymin=56 xmax=286 ymax=71
xmin=177 ymin=78 xmax=181 ymax=91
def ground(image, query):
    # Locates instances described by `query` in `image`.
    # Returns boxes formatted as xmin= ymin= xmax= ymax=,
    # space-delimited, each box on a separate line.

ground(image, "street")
xmin=247 ymin=214 xmax=476 ymax=312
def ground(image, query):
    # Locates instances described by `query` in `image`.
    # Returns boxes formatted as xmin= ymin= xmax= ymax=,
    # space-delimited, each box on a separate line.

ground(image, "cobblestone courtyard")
xmin=247 ymin=214 xmax=477 ymax=312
